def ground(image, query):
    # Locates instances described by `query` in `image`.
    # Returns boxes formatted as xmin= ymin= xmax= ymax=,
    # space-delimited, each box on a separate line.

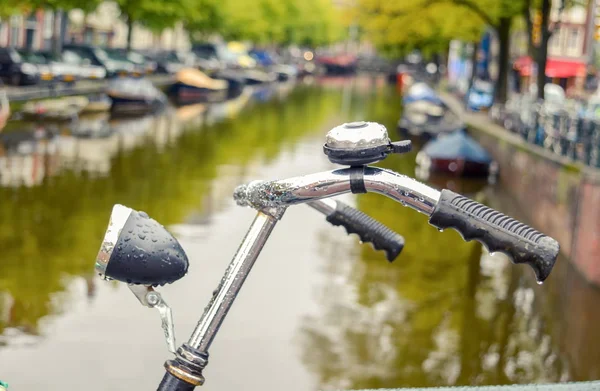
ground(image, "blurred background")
xmin=0 ymin=0 xmax=599 ymax=390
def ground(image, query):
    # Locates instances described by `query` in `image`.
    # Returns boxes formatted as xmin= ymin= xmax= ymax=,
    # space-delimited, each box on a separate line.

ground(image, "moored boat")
xmin=402 ymin=82 xmax=442 ymax=105
xmin=169 ymin=69 xmax=229 ymax=104
xmin=317 ymin=54 xmax=357 ymax=74
xmin=271 ymin=64 xmax=298 ymax=81
xmin=0 ymin=91 xmax=9 ymax=131
xmin=106 ymin=78 xmax=166 ymax=116
xmin=21 ymin=96 xmax=88 ymax=122
xmin=398 ymin=99 xmax=464 ymax=139
xmin=210 ymin=69 xmax=246 ymax=97
xmin=240 ymin=69 xmax=277 ymax=85
xmin=82 ymin=94 xmax=112 ymax=113
xmin=416 ymin=129 xmax=497 ymax=177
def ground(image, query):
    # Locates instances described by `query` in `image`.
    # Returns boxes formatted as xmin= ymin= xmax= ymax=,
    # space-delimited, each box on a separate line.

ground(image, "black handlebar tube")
xmin=158 ymin=372 xmax=196 ymax=391
xmin=159 ymin=165 xmax=559 ymax=389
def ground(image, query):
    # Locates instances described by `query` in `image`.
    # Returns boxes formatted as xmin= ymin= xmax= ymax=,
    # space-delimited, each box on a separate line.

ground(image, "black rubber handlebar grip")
xmin=326 ymin=200 xmax=405 ymax=262
xmin=428 ymin=189 xmax=559 ymax=282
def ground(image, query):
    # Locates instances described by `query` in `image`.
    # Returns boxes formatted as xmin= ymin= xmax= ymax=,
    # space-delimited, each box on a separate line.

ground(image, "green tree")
xmin=116 ymin=0 xmax=186 ymax=50
xmin=213 ymin=0 xmax=343 ymax=46
xmin=355 ymin=0 xmax=525 ymax=104
xmin=183 ymin=0 xmax=224 ymax=42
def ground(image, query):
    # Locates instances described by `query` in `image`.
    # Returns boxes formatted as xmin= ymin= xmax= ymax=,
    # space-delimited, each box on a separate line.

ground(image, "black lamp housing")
xmin=96 ymin=204 xmax=189 ymax=286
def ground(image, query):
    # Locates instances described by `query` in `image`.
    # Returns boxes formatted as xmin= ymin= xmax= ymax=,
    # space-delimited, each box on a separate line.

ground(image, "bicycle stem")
xmin=188 ymin=209 xmax=283 ymax=351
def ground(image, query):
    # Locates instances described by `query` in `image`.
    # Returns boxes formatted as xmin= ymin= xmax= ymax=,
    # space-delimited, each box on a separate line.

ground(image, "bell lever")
xmin=128 ymin=285 xmax=177 ymax=354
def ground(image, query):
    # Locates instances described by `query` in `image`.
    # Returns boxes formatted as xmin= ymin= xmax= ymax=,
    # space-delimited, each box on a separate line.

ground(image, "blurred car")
xmin=61 ymin=49 xmax=107 ymax=80
xmin=36 ymin=51 xmax=80 ymax=83
xmin=144 ymin=50 xmax=190 ymax=74
xmin=227 ymin=42 xmax=256 ymax=68
xmin=466 ymin=79 xmax=494 ymax=112
xmin=0 ymin=47 xmax=40 ymax=85
xmin=193 ymin=43 xmax=255 ymax=69
xmin=62 ymin=44 xmax=134 ymax=78
xmin=17 ymin=51 xmax=54 ymax=82
xmin=249 ymin=49 xmax=276 ymax=67
xmin=109 ymin=49 xmax=157 ymax=75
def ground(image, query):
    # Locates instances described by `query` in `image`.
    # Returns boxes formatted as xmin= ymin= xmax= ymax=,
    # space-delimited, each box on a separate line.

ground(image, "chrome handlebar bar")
xmin=233 ymin=166 xmax=440 ymax=216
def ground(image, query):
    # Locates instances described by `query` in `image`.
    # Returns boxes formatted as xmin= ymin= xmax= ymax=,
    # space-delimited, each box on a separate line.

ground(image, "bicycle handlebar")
xmin=308 ymin=199 xmax=405 ymax=262
xmin=234 ymin=166 xmax=559 ymax=282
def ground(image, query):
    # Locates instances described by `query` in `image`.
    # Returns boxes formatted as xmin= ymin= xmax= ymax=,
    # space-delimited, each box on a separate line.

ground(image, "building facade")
xmin=511 ymin=1 xmax=593 ymax=94
xmin=0 ymin=11 xmax=56 ymax=50
xmin=0 ymin=1 xmax=190 ymax=51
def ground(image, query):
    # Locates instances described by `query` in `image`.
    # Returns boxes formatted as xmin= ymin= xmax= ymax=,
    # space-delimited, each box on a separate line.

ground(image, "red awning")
xmin=514 ymin=56 xmax=586 ymax=78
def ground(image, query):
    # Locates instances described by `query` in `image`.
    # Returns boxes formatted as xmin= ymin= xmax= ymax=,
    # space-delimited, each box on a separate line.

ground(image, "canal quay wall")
xmin=441 ymin=93 xmax=600 ymax=287
xmin=5 ymin=74 xmax=175 ymax=103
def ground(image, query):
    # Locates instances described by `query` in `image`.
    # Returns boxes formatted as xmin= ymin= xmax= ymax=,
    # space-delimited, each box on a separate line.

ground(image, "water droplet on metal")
xmin=152 ymin=238 xmax=157 ymax=242
xmin=124 ymin=237 xmax=131 ymax=242
xmin=537 ymin=280 xmax=544 ymax=285
xmin=139 ymin=211 xmax=149 ymax=218
xmin=138 ymin=234 xmax=146 ymax=240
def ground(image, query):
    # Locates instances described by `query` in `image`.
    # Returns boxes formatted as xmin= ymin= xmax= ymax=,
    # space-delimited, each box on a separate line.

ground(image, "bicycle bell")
xmin=323 ymin=121 xmax=411 ymax=166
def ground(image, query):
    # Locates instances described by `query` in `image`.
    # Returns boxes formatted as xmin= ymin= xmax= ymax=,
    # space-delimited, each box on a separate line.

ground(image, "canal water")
xmin=0 ymin=76 xmax=598 ymax=390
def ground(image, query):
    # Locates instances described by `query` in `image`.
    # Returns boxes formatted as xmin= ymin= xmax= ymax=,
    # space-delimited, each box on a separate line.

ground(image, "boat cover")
xmin=422 ymin=130 xmax=492 ymax=163
xmin=107 ymin=78 xmax=165 ymax=100
xmin=175 ymin=69 xmax=228 ymax=90
xmin=403 ymin=82 xmax=443 ymax=105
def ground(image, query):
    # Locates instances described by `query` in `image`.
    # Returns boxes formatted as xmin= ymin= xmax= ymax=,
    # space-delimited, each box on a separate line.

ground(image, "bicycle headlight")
xmin=96 ymin=204 xmax=189 ymax=286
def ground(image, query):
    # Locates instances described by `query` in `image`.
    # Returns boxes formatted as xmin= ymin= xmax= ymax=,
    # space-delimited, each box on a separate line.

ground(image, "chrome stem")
xmin=188 ymin=211 xmax=282 ymax=351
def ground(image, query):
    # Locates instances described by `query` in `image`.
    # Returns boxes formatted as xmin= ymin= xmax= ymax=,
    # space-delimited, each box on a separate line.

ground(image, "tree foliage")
xmin=209 ymin=0 xmax=344 ymax=46
xmin=1 ymin=0 xmax=345 ymax=47
xmin=355 ymin=0 xmax=488 ymax=57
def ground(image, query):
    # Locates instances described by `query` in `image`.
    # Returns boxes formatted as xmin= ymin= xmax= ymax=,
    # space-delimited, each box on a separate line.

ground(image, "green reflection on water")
xmin=0 ymin=84 xmax=343 ymax=336
xmin=298 ymin=83 xmax=569 ymax=389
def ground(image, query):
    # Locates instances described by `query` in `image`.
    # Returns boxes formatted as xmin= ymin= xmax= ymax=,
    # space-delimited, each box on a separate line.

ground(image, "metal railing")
xmin=491 ymin=100 xmax=600 ymax=168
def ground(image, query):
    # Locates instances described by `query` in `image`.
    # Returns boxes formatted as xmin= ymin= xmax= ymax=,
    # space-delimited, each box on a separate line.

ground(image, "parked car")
xmin=61 ymin=49 xmax=107 ymax=80
xmin=36 ymin=51 xmax=81 ymax=83
xmin=16 ymin=50 xmax=54 ymax=82
xmin=192 ymin=43 xmax=254 ymax=69
xmin=108 ymin=49 xmax=157 ymax=75
xmin=145 ymin=50 xmax=192 ymax=74
xmin=249 ymin=49 xmax=277 ymax=67
xmin=0 ymin=47 xmax=40 ymax=85
xmin=62 ymin=44 xmax=134 ymax=78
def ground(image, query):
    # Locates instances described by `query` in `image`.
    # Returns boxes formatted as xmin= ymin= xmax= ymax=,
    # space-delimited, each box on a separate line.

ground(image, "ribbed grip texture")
xmin=326 ymin=200 xmax=404 ymax=262
xmin=429 ymin=189 xmax=559 ymax=282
